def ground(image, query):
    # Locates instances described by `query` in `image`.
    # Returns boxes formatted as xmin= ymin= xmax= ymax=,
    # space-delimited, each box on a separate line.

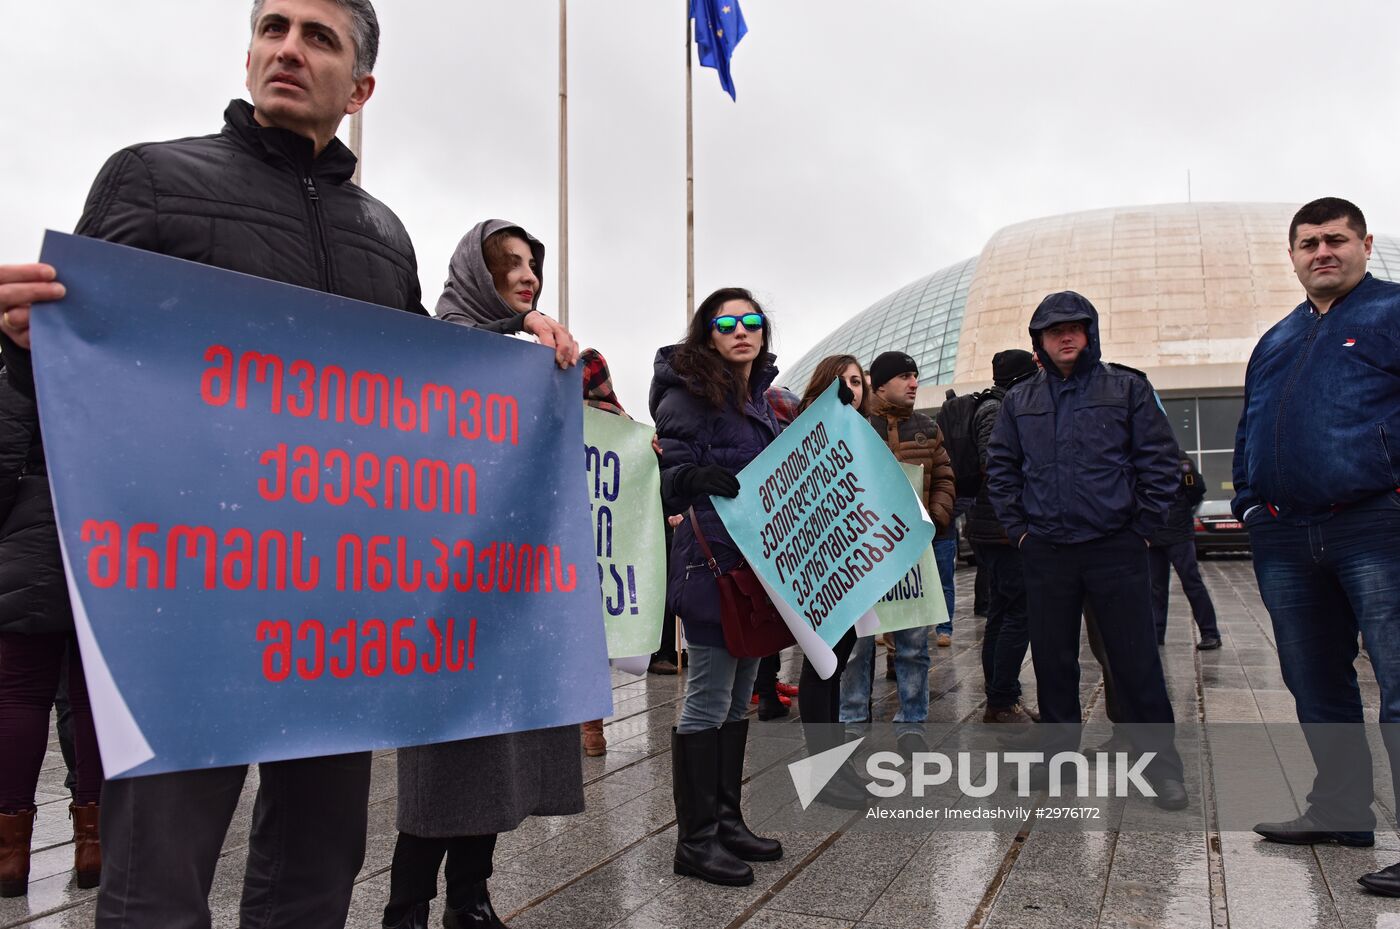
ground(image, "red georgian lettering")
xmin=82 ymin=520 xmax=121 ymax=588
xmin=257 ymin=620 xmax=292 ymax=682
xmin=295 ymin=619 xmax=324 ymax=679
xmin=200 ymin=345 xmax=233 ymax=406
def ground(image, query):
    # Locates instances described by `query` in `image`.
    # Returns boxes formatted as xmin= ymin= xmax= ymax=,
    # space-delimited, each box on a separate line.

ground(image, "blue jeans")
xmin=1249 ymin=492 xmax=1400 ymax=830
xmin=934 ymin=538 xmax=956 ymax=636
xmin=677 ymin=644 xmax=759 ymax=735
xmin=839 ymin=628 xmax=930 ymax=730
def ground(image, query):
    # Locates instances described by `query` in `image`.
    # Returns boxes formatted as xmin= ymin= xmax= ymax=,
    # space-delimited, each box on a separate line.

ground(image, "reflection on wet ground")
xmin=4 ymin=557 xmax=1400 ymax=927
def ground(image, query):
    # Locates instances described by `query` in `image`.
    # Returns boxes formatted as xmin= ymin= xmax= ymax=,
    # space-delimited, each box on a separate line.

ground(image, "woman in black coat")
xmin=650 ymin=287 xmax=785 ymax=888
xmin=0 ymin=350 xmax=103 ymax=896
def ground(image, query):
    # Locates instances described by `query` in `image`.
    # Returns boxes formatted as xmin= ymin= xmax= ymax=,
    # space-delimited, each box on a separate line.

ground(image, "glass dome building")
xmin=782 ymin=202 xmax=1400 ymax=501
xmin=781 ymin=256 xmax=978 ymax=396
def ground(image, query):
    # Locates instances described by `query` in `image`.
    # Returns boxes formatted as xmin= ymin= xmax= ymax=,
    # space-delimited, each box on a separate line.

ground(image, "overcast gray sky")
xmin=5 ymin=1 xmax=1399 ymax=420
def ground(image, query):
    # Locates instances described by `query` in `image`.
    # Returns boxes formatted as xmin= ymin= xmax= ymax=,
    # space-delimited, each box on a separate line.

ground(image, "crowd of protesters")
xmin=1 ymin=0 xmax=1399 ymax=923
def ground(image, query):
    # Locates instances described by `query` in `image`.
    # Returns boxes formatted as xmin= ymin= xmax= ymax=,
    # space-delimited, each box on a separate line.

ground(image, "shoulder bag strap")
xmin=687 ymin=506 xmax=722 ymax=577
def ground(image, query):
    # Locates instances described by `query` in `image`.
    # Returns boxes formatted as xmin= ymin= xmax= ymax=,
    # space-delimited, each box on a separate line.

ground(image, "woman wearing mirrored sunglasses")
xmin=650 ymin=286 xmax=784 ymax=887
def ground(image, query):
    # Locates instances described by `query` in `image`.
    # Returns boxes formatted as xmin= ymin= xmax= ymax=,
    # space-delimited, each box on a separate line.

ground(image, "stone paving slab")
xmin=8 ymin=558 xmax=1400 ymax=928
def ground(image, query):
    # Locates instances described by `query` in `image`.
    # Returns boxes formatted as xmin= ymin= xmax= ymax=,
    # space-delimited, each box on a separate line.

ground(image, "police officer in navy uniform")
xmin=987 ymin=291 xmax=1188 ymax=809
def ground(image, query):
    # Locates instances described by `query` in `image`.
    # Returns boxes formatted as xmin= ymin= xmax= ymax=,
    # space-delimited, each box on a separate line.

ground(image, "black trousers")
xmin=754 ymin=652 xmax=781 ymax=696
xmin=96 ymin=752 xmax=372 ymax=929
xmin=1021 ymin=531 xmax=1183 ymax=782
xmin=384 ymin=832 xmax=497 ymax=922
xmin=798 ymin=628 xmax=858 ymax=725
xmin=1082 ymin=601 xmax=1122 ymax=724
xmin=973 ymin=543 xmax=1030 ymax=709
xmin=1148 ymin=540 xmax=1219 ymax=640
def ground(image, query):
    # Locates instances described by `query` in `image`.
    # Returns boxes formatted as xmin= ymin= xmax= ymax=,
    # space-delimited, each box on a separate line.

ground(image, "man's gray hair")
xmin=249 ymin=0 xmax=380 ymax=79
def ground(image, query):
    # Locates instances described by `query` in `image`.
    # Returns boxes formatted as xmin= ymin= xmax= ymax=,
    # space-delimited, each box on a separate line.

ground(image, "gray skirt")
xmin=396 ymin=724 xmax=584 ymax=837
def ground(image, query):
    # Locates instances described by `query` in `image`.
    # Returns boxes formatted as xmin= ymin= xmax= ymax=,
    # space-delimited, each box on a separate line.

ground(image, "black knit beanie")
xmin=869 ymin=351 xmax=918 ymax=392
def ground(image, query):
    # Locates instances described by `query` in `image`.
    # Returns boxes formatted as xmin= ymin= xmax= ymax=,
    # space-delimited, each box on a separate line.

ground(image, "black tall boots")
xmin=672 ymin=723 xmax=784 ymax=886
xmin=715 ymin=720 xmax=782 ymax=862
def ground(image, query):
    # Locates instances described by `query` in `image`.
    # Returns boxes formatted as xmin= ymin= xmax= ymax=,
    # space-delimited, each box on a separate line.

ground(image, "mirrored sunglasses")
xmin=711 ymin=312 xmax=765 ymax=334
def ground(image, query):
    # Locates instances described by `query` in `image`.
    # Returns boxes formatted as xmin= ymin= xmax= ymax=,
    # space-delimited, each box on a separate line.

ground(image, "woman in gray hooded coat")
xmin=383 ymin=220 xmax=582 ymax=929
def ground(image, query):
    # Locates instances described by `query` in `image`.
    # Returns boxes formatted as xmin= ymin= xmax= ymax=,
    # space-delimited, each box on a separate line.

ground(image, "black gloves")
xmin=676 ymin=465 xmax=741 ymax=499
xmin=837 ymin=379 xmax=855 ymax=407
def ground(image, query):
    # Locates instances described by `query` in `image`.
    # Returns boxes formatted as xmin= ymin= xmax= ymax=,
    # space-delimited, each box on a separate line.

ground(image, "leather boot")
xmin=442 ymin=879 xmax=506 ymax=928
xmin=581 ymin=720 xmax=607 ymax=757
xmin=716 ymin=720 xmax=782 ymax=861
xmin=671 ymin=729 xmax=753 ymax=886
xmin=70 ymin=802 xmax=101 ymax=890
xmin=0 ymin=807 xmax=35 ymax=898
xmin=382 ymin=901 xmax=430 ymax=929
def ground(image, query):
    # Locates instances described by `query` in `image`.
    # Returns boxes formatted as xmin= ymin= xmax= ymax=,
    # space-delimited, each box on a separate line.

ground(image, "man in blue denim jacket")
xmin=1234 ymin=198 xmax=1400 ymax=896
xmin=986 ymin=291 xmax=1187 ymax=809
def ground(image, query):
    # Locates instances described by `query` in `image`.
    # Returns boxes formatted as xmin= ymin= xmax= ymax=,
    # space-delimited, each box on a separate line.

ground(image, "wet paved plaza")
xmin=6 ymin=557 xmax=1400 ymax=928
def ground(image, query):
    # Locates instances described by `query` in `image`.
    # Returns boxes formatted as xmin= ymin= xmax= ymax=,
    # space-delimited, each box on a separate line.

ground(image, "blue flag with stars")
xmin=690 ymin=0 xmax=747 ymax=100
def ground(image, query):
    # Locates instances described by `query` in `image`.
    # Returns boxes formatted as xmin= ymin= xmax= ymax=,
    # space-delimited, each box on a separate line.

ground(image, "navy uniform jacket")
xmin=986 ymin=291 xmax=1178 ymax=545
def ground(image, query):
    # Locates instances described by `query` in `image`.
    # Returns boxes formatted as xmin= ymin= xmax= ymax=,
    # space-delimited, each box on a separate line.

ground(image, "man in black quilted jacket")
xmin=0 ymin=2 xmax=580 ymax=926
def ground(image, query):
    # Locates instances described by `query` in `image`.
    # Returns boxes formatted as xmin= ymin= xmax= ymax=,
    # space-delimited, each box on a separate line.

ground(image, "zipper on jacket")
xmin=1271 ymin=312 xmax=1324 ymax=504
xmin=302 ymin=174 xmax=331 ymax=292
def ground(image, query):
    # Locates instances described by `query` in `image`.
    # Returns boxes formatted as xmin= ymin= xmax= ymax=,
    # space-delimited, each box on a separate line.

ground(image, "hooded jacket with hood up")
xmin=650 ymin=346 xmax=781 ymax=648
xmin=985 ymin=291 xmax=1178 ymax=545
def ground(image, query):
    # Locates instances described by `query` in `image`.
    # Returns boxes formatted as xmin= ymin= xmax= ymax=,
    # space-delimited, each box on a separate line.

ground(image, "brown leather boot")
xmin=581 ymin=720 xmax=607 ymax=757
xmin=70 ymin=803 xmax=101 ymax=890
xmin=0 ymin=808 xmax=35 ymax=897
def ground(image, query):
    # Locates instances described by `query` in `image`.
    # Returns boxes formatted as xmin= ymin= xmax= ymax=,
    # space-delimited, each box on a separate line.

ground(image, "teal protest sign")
xmin=583 ymin=408 xmax=666 ymax=662
xmin=869 ymin=463 xmax=947 ymax=635
xmin=714 ymin=381 xmax=934 ymax=677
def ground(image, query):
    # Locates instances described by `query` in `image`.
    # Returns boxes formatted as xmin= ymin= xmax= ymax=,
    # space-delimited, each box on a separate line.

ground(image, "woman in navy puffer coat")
xmin=649 ymin=286 xmax=784 ymax=888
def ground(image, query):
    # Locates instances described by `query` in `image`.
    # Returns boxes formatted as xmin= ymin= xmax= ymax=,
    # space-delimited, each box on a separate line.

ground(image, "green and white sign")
xmin=583 ymin=407 xmax=666 ymax=662
xmin=868 ymin=463 xmax=948 ymax=636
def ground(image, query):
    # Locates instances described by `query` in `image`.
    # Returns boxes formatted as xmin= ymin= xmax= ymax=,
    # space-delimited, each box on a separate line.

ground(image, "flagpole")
xmin=557 ymin=0 xmax=570 ymax=328
xmin=685 ymin=5 xmax=695 ymax=322
xmin=349 ymin=111 xmax=363 ymax=187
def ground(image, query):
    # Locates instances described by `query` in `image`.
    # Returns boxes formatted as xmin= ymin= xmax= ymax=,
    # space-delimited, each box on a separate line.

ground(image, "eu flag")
xmin=690 ymin=0 xmax=747 ymax=100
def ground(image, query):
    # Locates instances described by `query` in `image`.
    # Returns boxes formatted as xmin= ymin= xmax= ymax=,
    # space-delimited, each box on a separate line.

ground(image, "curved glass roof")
xmin=780 ymin=256 xmax=977 ymax=395
xmin=783 ymin=232 xmax=1400 ymax=396
xmin=1371 ymin=234 xmax=1400 ymax=281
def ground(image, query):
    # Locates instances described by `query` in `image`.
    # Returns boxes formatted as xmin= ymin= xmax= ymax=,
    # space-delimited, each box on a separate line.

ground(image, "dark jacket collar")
xmin=221 ymin=99 xmax=358 ymax=182
xmin=1306 ymin=272 xmax=1374 ymax=315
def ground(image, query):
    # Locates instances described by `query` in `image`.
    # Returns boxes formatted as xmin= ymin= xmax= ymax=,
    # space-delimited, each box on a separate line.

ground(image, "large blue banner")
xmin=31 ymin=232 xmax=613 ymax=778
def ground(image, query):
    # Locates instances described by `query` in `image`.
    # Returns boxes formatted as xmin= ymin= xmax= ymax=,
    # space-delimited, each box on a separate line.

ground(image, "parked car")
xmin=1193 ymin=499 xmax=1250 ymax=555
